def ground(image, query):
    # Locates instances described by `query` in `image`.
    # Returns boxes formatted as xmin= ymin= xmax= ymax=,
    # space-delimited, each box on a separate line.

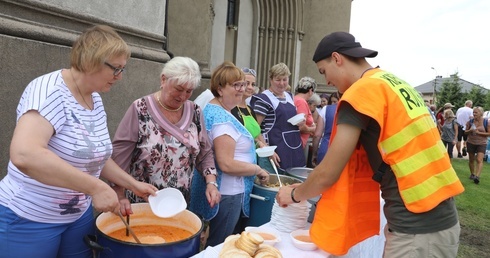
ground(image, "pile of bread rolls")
xmin=219 ymin=231 xmax=283 ymax=258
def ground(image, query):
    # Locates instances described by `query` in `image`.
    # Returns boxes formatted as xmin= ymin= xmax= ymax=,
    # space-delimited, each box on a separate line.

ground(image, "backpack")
xmin=469 ymin=118 xmax=488 ymax=132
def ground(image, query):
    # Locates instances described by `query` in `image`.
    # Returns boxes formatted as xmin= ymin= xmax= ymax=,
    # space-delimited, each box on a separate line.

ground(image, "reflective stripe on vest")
xmin=348 ymin=70 xmax=464 ymax=213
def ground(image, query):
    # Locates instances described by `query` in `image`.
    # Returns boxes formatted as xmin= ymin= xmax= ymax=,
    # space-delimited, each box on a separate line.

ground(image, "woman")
xmin=319 ymin=93 xmax=329 ymax=108
xmin=465 ymin=106 xmax=489 ymax=184
xmin=250 ymin=63 xmax=306 ymax=171
xmin=190 ymin=62 xmax=270 ymax=247
xmin=306 ymin=93 xmax=321 ymax=167
xmin=111 ymin=56 xmax=220 ymax=216
xmin=441 ymin=109 xmax=458 ymax=158
xmin=231 ymin=68 xmax=279 ymax=162
xmin=0 ymin=25 xmax=157 ymax=257
xmin=294 ymin=76 xmax=317 ymax=148
xmin=311 ymin=92 xmax=340 ymax=166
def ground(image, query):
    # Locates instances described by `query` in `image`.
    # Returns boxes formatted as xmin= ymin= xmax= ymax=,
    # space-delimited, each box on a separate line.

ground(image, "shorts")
xmin=383 ymin=222 xmax=460 ymax=258
xmin=457 ymin=126 xmax=467 ymax=142
xmin=466 ymin=142 xmax=486 ymax=154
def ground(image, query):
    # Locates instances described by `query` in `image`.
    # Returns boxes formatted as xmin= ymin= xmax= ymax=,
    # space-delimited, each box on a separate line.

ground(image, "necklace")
xmin=216 ymin=97 xmax=229 ymax=111
xmin=155 ymin=92 xmax=183 ymax=112
xmin=70 ymin=69 xmax=92 ymax=110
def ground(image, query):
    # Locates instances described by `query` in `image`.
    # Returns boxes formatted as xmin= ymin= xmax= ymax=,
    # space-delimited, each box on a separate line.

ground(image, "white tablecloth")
xmin=192 ymin=197 xmax=387 ymax=258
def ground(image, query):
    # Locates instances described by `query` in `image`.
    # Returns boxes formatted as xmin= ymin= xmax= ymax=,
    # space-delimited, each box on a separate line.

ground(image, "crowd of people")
xmin=0 ymin=24 xmax=479 ymax=258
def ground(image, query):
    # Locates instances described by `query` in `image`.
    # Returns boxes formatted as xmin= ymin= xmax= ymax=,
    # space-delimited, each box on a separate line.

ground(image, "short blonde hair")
xmin=444 ymin=109 xmax=455 ymax=119
xmin=210 ymin=61 xmax=245 ymax=97
xmin=269 ymin=62 xmax=291 ymax=79
xmin=70 ymin=25 xmax=131 ymax=73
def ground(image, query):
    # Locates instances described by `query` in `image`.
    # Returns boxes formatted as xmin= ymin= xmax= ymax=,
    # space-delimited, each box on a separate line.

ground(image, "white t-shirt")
xmin=456 ymin=106 xmax=473 ymax=130
xmin=208 ymin=122 xmax=254 ymax=195
xmin=0 ymin=70 xmax=112 ymax=223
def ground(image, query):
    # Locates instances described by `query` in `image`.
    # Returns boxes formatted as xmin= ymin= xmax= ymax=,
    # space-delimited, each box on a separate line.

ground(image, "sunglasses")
xmin=242 ymin=67 xmax=257 ymax=77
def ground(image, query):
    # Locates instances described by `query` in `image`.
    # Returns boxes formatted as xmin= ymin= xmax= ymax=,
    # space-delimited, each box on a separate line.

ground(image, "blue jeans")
xmin=206 ymin=193 xmax=243 ymax=247
xmin=0 ymin=204 xmax=95 ymax=258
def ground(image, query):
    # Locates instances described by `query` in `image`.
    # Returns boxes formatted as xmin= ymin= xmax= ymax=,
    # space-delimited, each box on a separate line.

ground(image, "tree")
xmin=467 ymin=86 xmax=486 ymax=108
xmin=436 ymin=73 xmax=464 ymax=108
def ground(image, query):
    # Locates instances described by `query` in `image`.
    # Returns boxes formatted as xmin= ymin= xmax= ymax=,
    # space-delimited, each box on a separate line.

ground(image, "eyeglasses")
xmin=242 ymin=67 xmax=256 ymax=77
xmin=230 ymin=82 xmax=247 ymax=91
xmin=104 ymin=62 xmax=125 ymax=76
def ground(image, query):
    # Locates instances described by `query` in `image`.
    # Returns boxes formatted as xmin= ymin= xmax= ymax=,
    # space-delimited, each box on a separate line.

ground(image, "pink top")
xmin=112 ymin=95 xmax=216 ymax=204
xmin=294 ymin=96 xmax=314 ymax=147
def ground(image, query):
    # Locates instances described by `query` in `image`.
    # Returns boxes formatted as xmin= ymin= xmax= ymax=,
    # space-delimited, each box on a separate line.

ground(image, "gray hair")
xmin=296 ymin=76 xmax=317 ymax=93
xmin=307 ymin=93 xmax=321 ymax=106
xmin=161 ymin=56 xmax=201 ymax=89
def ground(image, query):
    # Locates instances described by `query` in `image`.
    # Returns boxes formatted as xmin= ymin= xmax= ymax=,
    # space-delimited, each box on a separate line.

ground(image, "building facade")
xmin=0 ymin=0 xmax=352 ymax=177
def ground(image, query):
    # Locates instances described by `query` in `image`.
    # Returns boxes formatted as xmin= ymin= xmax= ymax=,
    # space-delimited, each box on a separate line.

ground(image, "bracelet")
xmin=207 ymin=181 xmax=218 ymax=188
xmin=291 ymin=188 xmax=301 ymax=203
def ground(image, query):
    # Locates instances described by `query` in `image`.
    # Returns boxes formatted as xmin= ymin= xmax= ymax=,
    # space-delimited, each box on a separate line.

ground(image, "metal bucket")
xmin=246 ymin=175 xmax=303 ymax=227
xmin=285 ymin=167 xmax=313 ymax=181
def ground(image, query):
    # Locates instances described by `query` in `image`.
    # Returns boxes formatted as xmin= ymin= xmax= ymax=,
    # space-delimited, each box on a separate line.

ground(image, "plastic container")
xmin=148 ymin=188 xmax=186 ymax=218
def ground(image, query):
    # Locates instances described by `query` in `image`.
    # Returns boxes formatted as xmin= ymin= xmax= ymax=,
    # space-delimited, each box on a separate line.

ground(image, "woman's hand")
xmin=269 ymin=152 xmax=280 ymax=167
xmin=91 ymin=183 xmax=121 ymax=213
xmin=128 ymin=181 xmax=158 ymax=202
xmin=118 ymin=198 xmax=133 ymax=216
xmin=205 ymin=184 xmax=221 ymax=208
xmin=257 ymin=169 xmax=270 ymax=186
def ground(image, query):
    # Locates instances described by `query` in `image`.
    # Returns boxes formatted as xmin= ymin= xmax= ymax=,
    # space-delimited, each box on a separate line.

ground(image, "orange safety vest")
xmin=310 ymin=69 xmax=464 ymax=255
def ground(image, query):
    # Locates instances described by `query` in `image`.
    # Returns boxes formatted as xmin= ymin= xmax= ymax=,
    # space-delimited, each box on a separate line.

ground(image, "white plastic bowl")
xmin=287 ymin=113 xmax=305 ymax=125
xmin=244 ymin=226 xmax=281 ymax=246
xmin=256 ymin=146 xmax=277 ymax=157
xmin=148 ymin=188 xmax=187 ymax=218
xmin=290 ymin=229 xmax=317 ymax=251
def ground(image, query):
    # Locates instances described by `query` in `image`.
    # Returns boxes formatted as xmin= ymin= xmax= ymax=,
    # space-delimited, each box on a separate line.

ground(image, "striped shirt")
xmin=0 ymin=70 xmax=112 ymax=223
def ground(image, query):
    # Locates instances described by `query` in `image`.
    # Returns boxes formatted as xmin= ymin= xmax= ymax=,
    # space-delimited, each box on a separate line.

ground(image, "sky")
xmin=350 ymin=0 xmax=490 ymax=88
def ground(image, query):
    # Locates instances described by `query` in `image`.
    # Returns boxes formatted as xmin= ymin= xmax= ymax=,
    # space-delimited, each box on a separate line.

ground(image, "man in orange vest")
xmin=276 ymin=31 xmax=464 ymax=257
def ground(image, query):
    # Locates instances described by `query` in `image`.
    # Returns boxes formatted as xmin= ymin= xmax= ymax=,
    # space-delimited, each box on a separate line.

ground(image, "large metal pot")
xmin=85 ymin=203 xmax=203 ymax=258
xmin=286 ymin=167 xmax=319 ymax=223
xmin=246 ymin=175 xmax=303 ymax=227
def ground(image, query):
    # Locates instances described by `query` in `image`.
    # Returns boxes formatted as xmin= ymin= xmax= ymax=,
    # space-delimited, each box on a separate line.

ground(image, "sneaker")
xmin=470 ymin=174 xmax=475 ymax=180
xmin=474 ymin=177 xmax=480 ymax=184
xmin=457 ymin=153 xmax=463 ymax=158
xmin=462 ymin=147 xmax=467 ymax=156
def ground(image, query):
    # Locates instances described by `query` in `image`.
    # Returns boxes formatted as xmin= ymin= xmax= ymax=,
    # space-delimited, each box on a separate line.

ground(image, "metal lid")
xmin=285 ymin=167 xmax=313 ymax=180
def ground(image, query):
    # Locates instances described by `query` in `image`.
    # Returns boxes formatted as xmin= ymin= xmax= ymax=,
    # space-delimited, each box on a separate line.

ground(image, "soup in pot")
xmin=108 ymin=225 xmax=192 ymax=244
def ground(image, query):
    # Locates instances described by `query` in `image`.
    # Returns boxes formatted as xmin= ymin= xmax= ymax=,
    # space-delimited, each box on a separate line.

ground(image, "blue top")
xmin=189 ymin=104 xmax=256 ymax=221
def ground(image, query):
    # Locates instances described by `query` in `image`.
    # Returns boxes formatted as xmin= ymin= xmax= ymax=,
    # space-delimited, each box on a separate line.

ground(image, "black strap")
xmin=373 ymin=162 xmax=390 ymax=183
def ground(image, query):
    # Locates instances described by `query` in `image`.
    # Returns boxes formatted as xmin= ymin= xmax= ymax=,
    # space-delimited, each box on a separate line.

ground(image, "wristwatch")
xmin=207 ymin=181 xmax=218 ymax=188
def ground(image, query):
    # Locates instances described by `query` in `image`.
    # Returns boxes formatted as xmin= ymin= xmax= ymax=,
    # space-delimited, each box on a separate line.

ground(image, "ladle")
xmin=117 ymin=211 xmax=141 ymax=244
xmin=269 ymin=158 xmax=283 ymax=187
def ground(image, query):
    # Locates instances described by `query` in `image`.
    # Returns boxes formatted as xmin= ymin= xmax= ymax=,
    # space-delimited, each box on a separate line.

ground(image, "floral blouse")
xmin=112 ymin=95 xmax=216 ymax=204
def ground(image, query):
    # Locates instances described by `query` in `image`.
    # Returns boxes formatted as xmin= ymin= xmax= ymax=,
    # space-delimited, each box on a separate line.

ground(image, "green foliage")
xmin=435 ymin=72 xmax=488 ymax=110
xmin=467 ymin=86 xmax=486 ymax=108
xmin=436 ymin=74 xmax=464 ymax=108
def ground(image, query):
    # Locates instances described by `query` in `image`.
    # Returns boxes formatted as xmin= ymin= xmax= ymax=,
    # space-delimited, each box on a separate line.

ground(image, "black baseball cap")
xmin=312 ymin=32 xmax=378 ymax=62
